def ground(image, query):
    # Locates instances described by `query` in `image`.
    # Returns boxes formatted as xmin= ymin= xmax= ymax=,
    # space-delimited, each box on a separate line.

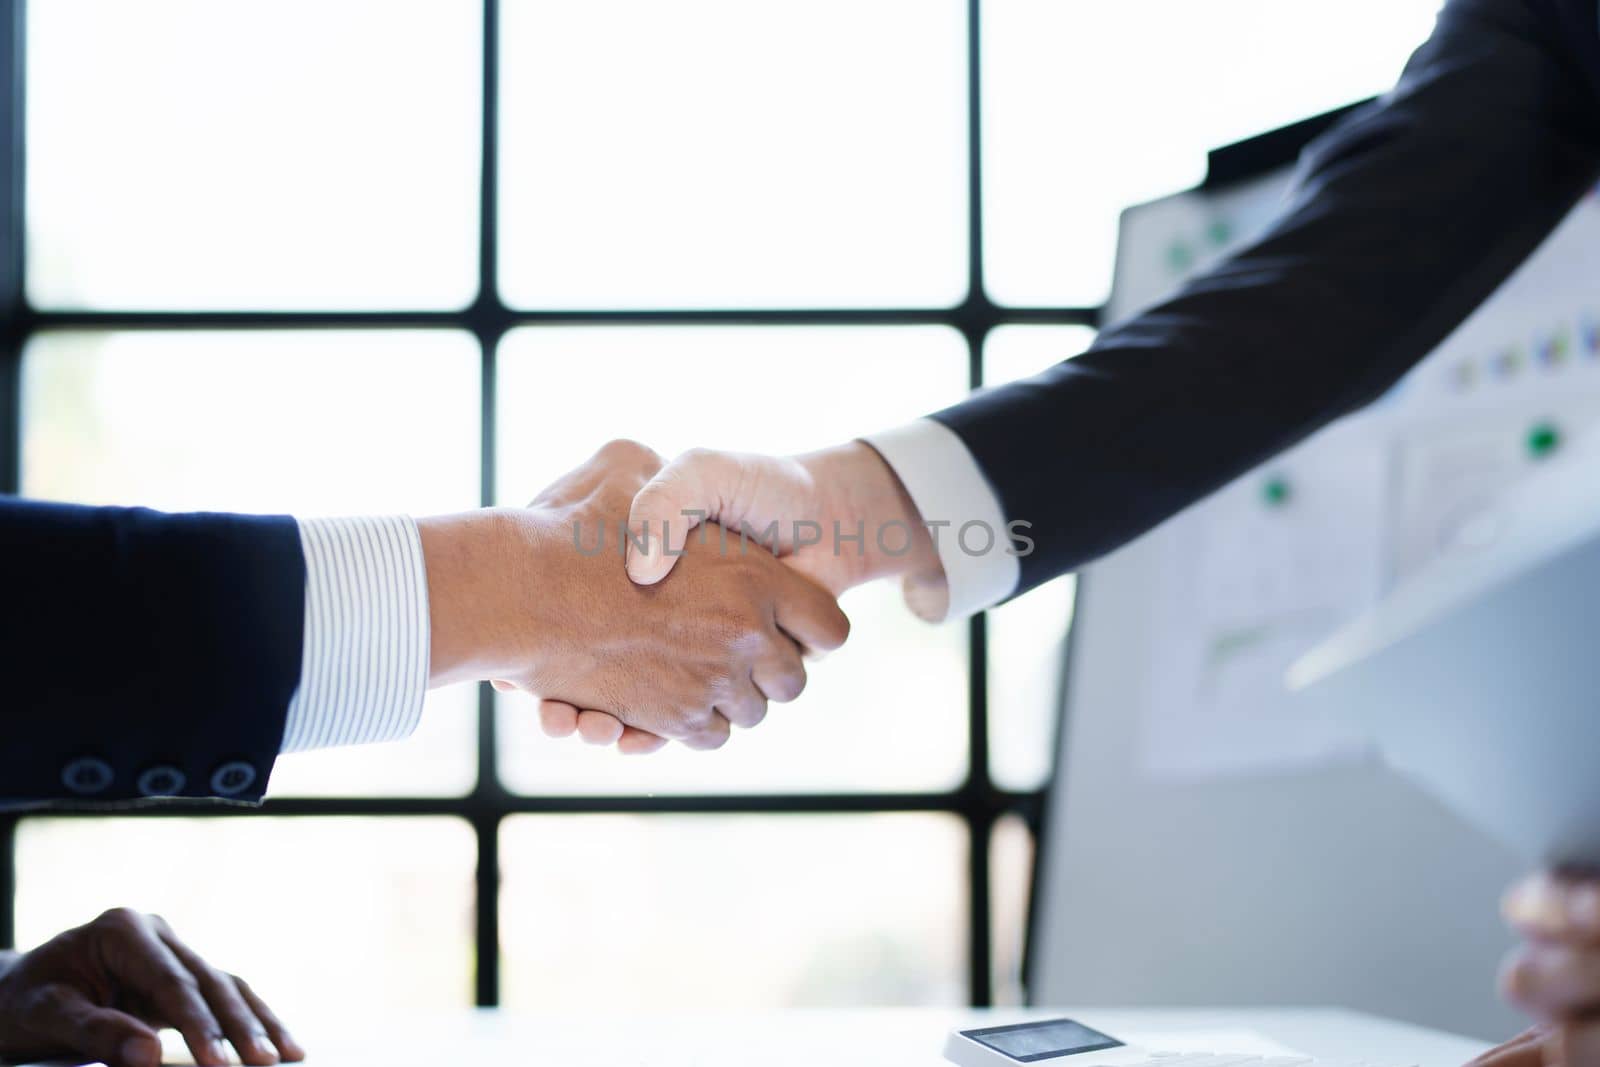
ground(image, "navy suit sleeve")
xmin=935 ymin=0 xmax=1600 ymax=596
xmin=0 ymin=497 xmax=306 ymax=805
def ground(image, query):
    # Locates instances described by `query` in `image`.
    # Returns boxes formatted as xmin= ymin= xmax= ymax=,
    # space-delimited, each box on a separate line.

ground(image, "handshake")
xmin=416 ymin=437 xmax=952 ymax=753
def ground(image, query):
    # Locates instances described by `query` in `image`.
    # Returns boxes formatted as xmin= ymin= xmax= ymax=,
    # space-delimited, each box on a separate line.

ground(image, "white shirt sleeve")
xmin=280 ymin=515 xmax=431 ymax=753
xmin=860 ymin=419 xmax=1020 ymax=622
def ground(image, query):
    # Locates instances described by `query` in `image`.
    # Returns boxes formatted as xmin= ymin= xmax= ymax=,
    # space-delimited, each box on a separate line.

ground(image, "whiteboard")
xmin=1028 ymin=169 xmax=1600 ymax=1039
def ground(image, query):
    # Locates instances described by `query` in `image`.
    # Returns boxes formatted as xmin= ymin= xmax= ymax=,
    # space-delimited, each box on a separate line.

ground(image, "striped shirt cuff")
xmin=280 ymin=516 xmax=431 ymax=753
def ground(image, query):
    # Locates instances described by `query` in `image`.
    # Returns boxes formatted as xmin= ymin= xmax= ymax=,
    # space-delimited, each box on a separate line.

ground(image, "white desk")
xmin=227 ymin=1007 xmax=1491 ymax=1067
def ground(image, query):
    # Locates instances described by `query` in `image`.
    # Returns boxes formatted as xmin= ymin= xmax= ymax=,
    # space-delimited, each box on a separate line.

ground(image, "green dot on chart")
xmin=1166 ymin=240 xmax=1194 ymax=274
xmin=1262 ymin=477 xmax=1292 ymax=508
xmin=1207 ymin=219 xmax=1234 ymax=247
xmin=1527 ymin=422 xmax=1561 ymax=458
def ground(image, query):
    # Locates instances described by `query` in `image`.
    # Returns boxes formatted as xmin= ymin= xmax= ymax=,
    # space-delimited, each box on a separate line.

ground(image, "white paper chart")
xmin=1118 ymin=178 xmax=1600 ymax=780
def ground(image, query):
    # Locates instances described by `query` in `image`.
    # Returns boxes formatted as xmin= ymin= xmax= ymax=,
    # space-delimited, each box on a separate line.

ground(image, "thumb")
xmin=626 ymin=450 xmax=733 ymax=585
xmin=31 ymin=985 xmax=162 ymax=1067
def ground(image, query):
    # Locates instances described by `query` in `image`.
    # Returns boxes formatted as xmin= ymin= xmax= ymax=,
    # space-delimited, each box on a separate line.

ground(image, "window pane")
xmin=494 ymin=326 xmax=970 ymax=794
xmin=15 ymin=818 xmax=476 ymax=1018
xmin=984 ymin=325 xmax=1095 ymax=387
xmin=982 ymin=0 xmax=1442 ymax=306
xmin=987 ymin=578 xmax=1074 ymax=791
xmin=27 ymin=1 xmax=480 ymax=310
xmin=21 ymin=330 xmax=481 ymax=797
xmin=500 ymin=814 xmax=966 ymax=1008
xmin=983 ymin=327 xmax=1088 ymax=790
xmin=990 ymin=814 xmax=1035 ymax=1006
xmin=498 ymin=0 xmax=968 ymax=309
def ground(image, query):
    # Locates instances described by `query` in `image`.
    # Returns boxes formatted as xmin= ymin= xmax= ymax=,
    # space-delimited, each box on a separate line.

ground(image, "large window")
xmin=0 ymin=0 xmax=1440 ymax=1013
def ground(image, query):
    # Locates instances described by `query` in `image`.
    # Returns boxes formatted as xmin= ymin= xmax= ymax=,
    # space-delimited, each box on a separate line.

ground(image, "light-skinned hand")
xmin=0 ymin=908 xmax=303 ymax=1067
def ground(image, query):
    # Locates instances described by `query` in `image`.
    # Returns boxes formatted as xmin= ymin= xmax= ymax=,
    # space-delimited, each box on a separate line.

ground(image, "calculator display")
xmin=964 ymin=1019 xmax=1125 ymax=1063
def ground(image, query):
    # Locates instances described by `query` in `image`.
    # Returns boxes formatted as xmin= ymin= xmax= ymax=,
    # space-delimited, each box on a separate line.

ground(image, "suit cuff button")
xmin=136 ymin=765 xmax=187 ymax=798
xmin=61 ymin=757 xmax=115 ymax=796
xmin=209 ymin=761 xmax=258 ymax=797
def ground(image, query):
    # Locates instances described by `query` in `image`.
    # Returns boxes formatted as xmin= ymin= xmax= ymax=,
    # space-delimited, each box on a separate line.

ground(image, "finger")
xmin=101 ymin=916 xmax=231 ymax=1067
xmin=1503 ymin=943 xmax=1600 ymax=1019
xmin=24 ymin=983 xmax=163 ymax=1067
xmin=530 ymin=439 xmax=664 ymax=510
xmin=679 ymin=711 xmax=733 ymax=751
xmin=626 ymin=449 xmax=739 ymax=585
xmin=576 ymin=709 xmax=625 ymax=746
xmin=1507 ymin=873 xmax=1600 ymax=945
xmin=770 ymin=566 xmax=850 ymax=655
xmin=155 ymin=919 xmax=281 ymax=1066
xmin=538 ymin=700 xmax=581 ymax=739
xmin=716 ymin=682 xmax=770 ymax=730
xmin=490 ymin=678 xmax=519 ymax=693
xmin=235 ymin=977 xmax=306 ymax=1062
xmin=1465 ymin=1027 xmax=1551 ymax=1067
xmin=751 ymin=640 xmax=807 ymax=705
xmin=617 ymin=726 xmax=670 ymax=756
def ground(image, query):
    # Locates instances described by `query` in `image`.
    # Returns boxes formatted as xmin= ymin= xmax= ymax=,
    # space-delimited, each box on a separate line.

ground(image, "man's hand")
xmin=529 ymin=442 xmax=943 ymax=750
xmin=1500 ymin=870 xmax=1600 ymax=1066
xmin=423 ymin=441 xmax=850 ymax=751
xmin=0 ymin=908 xmax=302 ymax=1067
xmin=624 ymin=442 xmax=946 ymax=611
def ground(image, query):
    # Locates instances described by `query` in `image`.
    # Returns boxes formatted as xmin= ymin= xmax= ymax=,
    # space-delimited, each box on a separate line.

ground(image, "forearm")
xmin=417 ymin=508 xmax=549 ymax=689
xmin=933 ymin=0 xmax=1600 ymax=595
xmin=0 ymin=499 xmax=303 ymax=802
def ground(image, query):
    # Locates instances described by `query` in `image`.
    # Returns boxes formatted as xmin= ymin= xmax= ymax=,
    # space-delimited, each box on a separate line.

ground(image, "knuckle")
xmin=682 ymin=705 xmax=716 ymax=732
xmin=95 ymin=906 xmax=144 ymax=932
xmin=598 ymin=438 xmax=654 ymax=464
xmin=28 ymin=981 xmax=73 ymax=1016
xmin=692 ymin=727 xmax=731 ymax=751
xmin=677 ymin=446 xmax=718 ymax=468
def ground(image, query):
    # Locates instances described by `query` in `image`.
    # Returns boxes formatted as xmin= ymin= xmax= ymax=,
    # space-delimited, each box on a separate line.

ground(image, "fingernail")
xmin=627 ymin=546 xmax=660 ymax=582
xmin=121 ymin=1036 xmax=159 ymax=1067
xmin=209 ymin=1038 xmax=232 ymax=1065
xmin=251 ymin=1033 xmax=280 ymax=1063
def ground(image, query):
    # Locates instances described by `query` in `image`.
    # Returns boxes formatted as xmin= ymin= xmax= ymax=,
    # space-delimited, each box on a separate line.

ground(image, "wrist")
xmin=418 ymin=508 xmax=555 ymax=688
xmin=798 ymin=441 xmax=943 ymax=592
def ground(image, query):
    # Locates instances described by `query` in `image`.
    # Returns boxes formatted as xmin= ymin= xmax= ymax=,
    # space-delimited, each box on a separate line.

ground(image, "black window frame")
xmin=0 ymin=0 xmax=1099 ymax=1007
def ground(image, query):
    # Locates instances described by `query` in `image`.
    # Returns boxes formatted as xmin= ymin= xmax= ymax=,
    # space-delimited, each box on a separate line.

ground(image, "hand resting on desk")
xmin=0 ymin=908 xmax=300 ymax=1067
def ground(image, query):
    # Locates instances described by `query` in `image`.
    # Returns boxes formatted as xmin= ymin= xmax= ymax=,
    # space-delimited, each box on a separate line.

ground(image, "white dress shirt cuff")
xmin=860 ymin=419 xmax=1019 ymax=621
xmin=281 ymin=515 xmax=431 ymax=753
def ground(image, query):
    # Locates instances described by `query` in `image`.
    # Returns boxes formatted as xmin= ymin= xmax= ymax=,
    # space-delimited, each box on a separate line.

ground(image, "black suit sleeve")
xmin=935 ymin=0 xmax=1600 ymax=596
xmin=0 ymin=497 xmax=306 ymax=805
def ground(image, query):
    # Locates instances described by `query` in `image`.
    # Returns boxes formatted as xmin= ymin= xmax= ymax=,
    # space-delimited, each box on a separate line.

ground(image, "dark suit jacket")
xmin=0 ymin=497 xmax=304 ymax=804
xmin=936 ymin=0 xmax=1600 ymax=598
